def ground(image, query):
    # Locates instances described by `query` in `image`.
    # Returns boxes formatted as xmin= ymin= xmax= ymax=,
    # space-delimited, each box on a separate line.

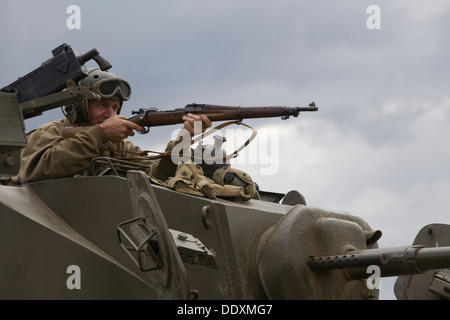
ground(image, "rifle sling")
xmin=99 ymin=120 xmax=257 ymax=163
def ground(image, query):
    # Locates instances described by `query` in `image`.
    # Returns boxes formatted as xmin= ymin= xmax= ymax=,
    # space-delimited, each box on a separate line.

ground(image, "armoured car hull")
xmin=0 ymin=173 xmax=387 ymax=299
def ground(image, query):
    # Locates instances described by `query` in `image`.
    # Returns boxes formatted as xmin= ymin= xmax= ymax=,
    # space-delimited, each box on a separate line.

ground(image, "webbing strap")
xmin=100 ymin=120 xmax=257 ymax=162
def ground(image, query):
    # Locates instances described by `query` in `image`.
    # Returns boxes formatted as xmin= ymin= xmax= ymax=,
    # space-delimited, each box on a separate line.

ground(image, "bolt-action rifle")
xmin=62 ymin=102 xmax=318 ymax=138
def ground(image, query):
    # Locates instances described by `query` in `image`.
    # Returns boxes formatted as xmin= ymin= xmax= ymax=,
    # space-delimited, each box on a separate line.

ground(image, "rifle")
xmin=62 ymin=102 xmax=318 ymax=138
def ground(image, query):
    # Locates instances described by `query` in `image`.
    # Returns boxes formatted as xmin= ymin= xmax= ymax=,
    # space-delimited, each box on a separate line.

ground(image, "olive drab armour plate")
xmin=394 ymin=223 xmax=450 ymax=300
xmin=118 ymin=170 xmax=190 ymax=299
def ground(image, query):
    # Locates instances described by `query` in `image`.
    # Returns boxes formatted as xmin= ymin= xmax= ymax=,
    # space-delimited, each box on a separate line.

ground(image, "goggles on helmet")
xmin=91 ymin=78 xmax=131 ymax=101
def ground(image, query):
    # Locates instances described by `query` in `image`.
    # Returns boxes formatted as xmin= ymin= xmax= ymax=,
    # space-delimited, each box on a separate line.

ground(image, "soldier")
xmin=8 ymin=68 xmax=211 ymax=185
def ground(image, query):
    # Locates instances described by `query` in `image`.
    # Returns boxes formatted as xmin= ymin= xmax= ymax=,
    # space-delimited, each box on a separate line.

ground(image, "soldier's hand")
xmin=180 ymin=113 xmax=212 ymax=137
xmin=99 ymin=115 xmax=146 ymax=143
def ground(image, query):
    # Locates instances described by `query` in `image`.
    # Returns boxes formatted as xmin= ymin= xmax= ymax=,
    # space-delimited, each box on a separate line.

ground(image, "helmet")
xmin=64 ymin=68 xmax=132 ymax=125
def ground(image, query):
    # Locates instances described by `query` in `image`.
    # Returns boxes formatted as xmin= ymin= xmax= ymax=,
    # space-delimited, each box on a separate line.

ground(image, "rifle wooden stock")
xmin=62 ymin=102 xmax=317 ymax=138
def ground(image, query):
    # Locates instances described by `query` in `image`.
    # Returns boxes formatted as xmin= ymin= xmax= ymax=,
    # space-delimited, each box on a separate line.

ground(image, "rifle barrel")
xmin=298 ymin=102 xmax=318 ymax=112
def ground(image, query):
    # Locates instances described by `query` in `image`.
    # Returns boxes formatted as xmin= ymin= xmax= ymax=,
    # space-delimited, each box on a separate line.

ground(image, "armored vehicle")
xmin=1 ymin=44 xmax=449 ymax=300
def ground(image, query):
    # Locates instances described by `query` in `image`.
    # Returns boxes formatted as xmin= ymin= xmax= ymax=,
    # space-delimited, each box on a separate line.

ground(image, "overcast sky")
xmin=2 ymin=0 xmax=450 ymax=300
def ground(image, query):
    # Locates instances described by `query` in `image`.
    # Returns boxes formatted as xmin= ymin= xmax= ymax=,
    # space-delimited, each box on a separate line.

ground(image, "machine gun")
xmin=0 ymin=43 xmax=111 ymax=168
xmin=1 ymin=43 xmax=111 ymax=108
xmin=308 ymin=245 xmax=450 ymax=299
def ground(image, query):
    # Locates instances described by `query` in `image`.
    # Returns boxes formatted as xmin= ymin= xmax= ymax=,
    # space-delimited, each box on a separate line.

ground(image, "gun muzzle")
xmin=297 ymin=102 xmax=318 ymax=112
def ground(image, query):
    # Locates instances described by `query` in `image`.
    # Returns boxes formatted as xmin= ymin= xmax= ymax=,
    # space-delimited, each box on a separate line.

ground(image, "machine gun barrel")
xmin=308 ymin=245 xmax=450 ymax=279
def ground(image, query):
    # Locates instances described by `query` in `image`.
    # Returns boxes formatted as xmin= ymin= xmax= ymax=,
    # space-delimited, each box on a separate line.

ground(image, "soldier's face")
xmin=88 ymin=99 xmax=121 ymax=125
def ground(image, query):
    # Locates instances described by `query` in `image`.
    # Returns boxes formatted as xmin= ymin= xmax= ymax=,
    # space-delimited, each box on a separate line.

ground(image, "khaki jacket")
xmin=9 ymin=118 xmax=175 ymax=185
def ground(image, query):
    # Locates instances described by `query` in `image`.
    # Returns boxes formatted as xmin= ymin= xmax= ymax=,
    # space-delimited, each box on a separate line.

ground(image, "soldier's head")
xmin=64 ymin=68 xmax=131 ymax=125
